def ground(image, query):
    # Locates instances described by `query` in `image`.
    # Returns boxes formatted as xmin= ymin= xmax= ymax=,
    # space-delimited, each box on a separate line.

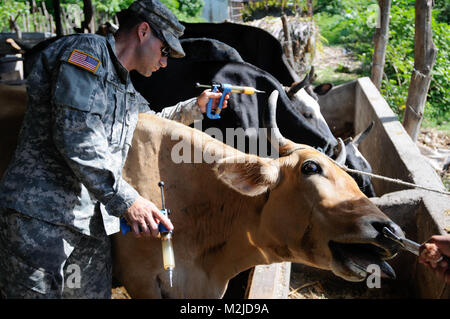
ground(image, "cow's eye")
xmin=303 ymin=113 xmax=313 ymax=119
xmin=301 ymin=160 xmax=322 ymax=175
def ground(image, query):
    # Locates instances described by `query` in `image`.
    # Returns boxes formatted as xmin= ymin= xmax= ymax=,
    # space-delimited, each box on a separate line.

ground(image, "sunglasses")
xmin=147 ymin=22 xmax=171 ymax=57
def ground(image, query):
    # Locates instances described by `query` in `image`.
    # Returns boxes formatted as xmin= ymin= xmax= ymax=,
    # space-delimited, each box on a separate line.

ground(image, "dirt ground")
xmin=417 ymin=128 xmax=450 ymax=190
xmin=313 ymin=45 xmax=362 ymax=84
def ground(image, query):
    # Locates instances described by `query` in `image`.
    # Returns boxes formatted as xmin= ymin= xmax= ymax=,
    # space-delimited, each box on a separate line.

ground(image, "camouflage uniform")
xmin=0 ymin=0 xmax=202 ymax=299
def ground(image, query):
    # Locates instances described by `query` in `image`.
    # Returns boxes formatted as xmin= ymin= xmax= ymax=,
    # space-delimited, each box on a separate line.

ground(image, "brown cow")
xmin=112 ymin=90 xmax=403 ymax=298
xmin=0 ymin=85 xmax=403 ymax=298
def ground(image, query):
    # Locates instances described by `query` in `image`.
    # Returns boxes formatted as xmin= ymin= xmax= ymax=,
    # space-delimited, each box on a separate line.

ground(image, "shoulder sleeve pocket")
xmin=53 ymin=62 xmax=98 ymax=112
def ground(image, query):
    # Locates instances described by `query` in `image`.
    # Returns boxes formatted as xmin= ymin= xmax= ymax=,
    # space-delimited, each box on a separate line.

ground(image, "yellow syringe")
xmin=196 ymin=82 xmax=265 ymax=95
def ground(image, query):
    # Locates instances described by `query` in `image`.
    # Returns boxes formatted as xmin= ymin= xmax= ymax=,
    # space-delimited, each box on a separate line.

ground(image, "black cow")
xmin=181 ymin=22 xmax=299 ymax=86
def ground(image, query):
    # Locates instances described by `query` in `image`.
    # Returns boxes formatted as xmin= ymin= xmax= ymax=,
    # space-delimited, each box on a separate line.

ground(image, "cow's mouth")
xmin=328 ymin=241 xmax=398 ymax=282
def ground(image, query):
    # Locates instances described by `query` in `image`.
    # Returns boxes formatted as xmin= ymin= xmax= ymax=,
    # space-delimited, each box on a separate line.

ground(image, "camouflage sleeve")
xmin=51 ymin=47 xmax=138 ymax=217
xmin=156 ymin=98 xmax=204 ymax=125
xmin=140 ymin=97 xmax=204 ymax=125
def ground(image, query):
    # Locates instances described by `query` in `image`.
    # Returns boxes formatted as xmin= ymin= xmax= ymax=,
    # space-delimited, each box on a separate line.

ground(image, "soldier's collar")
xmin=106 ymin=33 xmax=130 ymax=84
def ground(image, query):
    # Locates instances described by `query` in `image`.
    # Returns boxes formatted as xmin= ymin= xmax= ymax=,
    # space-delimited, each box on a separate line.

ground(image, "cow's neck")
xmin=191 ymin=190 xmax=273 ymax=282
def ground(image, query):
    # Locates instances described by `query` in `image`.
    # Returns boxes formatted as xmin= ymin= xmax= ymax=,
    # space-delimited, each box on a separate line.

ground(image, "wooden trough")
xmin=243 ymin=77 xmax=449 ymax=299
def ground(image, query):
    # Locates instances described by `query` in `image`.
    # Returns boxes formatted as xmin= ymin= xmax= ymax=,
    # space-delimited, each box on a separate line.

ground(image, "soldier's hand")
xmin=124 ymin=196 xmax=173 ymax=238
xmin=197 ymin=89 xmax=230 ymax=113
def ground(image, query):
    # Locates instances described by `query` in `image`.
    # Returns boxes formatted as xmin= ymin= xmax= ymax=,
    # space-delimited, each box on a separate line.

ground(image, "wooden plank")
xmin=247 ymin=262 xmax=291 ymax=299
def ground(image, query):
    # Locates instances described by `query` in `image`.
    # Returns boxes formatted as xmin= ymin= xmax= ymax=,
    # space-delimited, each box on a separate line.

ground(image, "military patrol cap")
xmin=128 ymin=0 xmax=186 ymax=58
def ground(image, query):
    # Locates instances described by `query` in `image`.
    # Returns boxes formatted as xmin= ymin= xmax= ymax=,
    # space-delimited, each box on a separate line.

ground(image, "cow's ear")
xmin=313 ymin=83 xmax=332 ymax=95
xmin=214 ymin=156 xmax=280 ymax=196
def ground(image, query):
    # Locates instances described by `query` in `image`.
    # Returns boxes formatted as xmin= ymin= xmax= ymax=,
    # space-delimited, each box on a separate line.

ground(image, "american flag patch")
xmin=68 ymin=49 xmax=100 ymax=74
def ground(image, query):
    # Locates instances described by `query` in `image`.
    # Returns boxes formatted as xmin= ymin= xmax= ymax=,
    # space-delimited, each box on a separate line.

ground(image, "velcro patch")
xmin=68 ymin=49 xmax=100 ymax=74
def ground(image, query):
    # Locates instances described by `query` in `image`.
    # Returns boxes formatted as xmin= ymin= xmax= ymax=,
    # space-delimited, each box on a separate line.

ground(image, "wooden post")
xmin=281 ymin=14 xmax=295 ymax=69
xmin=307 ymin=0 xmax=313 ymax=17
xmin=41 ymin=1 xmax=50 ymax=32
xmin=32 ymin=10 xmax=37 ymax=32
xmin=38 ymin=7 xmax=44 ymax=32
xmin=25 ymin=2 xmax=30 ymax=32
xmin=402 ymin=0 xmax=437 ymax=142
xmin=31 ymin=0 xmax=38 ymax=13
xmin=22 ymin=13 xmax=27 ymax=32
xmin=61 ymin=6 xmax=69 ymax=34
xmin=371 ymin=0 xmax=391 ymax=90
xmin=9 ymin=15 xmax=22 ymax=39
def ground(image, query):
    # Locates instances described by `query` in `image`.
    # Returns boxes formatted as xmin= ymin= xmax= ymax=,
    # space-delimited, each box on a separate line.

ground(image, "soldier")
xmin=0 ymin=0 xmax=228 ymax=298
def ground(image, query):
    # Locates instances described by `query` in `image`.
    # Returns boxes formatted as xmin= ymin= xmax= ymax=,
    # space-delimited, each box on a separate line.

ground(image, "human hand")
xmin=123 ymin=195 xmax=173 ymax=238
xmin=418 ymin=235 xmax=450 ymax=284
xmin=196 ymin=89 xmax=230 ymax=114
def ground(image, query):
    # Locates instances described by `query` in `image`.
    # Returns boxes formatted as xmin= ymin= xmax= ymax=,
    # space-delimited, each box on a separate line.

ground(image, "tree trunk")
xmin=371 ymin=0 xmax=391 ymax=90
xmin=402 ymin=0 xmax=437 ymax=142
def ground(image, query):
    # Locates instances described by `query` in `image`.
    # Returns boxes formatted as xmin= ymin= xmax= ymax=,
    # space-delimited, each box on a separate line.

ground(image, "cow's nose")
xmin=370 ymin=220 xmax=405 ymax=255
xmin=371 ymin=220 xmax=404 ymax=239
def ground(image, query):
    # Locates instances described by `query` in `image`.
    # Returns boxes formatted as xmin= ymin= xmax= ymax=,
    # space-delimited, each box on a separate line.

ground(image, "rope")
xmin=336 ymin=164 xmax=450 ymax=196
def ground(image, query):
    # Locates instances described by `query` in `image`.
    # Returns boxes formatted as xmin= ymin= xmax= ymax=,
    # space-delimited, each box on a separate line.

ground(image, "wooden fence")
xmin=4 ymin=0 xmax=117 ymax=38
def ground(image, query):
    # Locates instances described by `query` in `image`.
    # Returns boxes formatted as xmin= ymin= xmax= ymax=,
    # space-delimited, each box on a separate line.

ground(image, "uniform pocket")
xmin=109 ymin=89 xmax=125 ymax=146
xmin=53 ymin=62 xmax=97 ymax=111
xmin=0 ymin=247 xmax=58 ymax=296
xmin=123 ymin=92 xmax=138 ymax=147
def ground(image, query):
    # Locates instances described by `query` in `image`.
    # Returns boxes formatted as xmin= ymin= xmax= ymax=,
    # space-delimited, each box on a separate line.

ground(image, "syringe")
xmin=158 ymin=181 xmax=175 ymax=287
xmin=195 ymin=82 xmax=265 ymax=119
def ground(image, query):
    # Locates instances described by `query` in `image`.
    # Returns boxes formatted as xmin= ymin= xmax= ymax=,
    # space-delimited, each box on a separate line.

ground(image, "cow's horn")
xmin=334 ymin=138 xmax=347 ymax=166
xmin=287 ymin=67 xmax=314 ymax=98
xmin=266 ymin=90 xmax=287 ymax=148
xmin=352 ymin=121 xmax=374 ymax=147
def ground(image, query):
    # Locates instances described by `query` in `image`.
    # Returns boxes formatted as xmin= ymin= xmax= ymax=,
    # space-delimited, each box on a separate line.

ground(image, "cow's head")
xmin=214 ymin=90 xmax=403 ymax=282
xmin=285 ymin=67 xmax=334 ymax=142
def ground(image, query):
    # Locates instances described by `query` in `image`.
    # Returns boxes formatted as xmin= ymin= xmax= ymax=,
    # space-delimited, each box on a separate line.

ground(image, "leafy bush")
xmin=178 ymin=0 xmax=203 ymax=17
xmin=0 ymin=0 xmax=30 ymax=32
xmin=434 ymin=0 xmax=450 ymax=24
xmin=312 ymin=0 xmax=344 ymax=15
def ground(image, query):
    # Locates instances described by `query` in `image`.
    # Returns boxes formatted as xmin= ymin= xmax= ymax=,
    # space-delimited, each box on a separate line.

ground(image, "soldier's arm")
xmin=139 ymin=90 xmax=228 ymax=126
xmin=51 ymin=46 xmax=138 ymax=218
